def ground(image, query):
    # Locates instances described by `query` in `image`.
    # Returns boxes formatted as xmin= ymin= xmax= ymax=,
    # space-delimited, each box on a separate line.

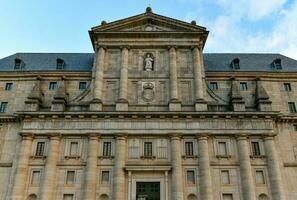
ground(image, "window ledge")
xmin=216 ymin=155 xmax=232 ymax=159
xmin=98 ymin=156 xmax=114 ymax=159
xmin=182 ymin=155 xmax=198 ymax=159
xmin=30 ymin=155 xmax=47 ymax=160
xmin=140 ymin=156 xmax=156 ymax=159
xmin=65 ymin=156 xmax=80 ymax=160
xmin=250 ymin=155 xmax=266 ymax=159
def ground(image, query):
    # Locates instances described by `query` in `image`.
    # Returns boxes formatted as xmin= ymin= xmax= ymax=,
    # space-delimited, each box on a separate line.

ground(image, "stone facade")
xmin=0 ymin=7 xmax=297 ymax=200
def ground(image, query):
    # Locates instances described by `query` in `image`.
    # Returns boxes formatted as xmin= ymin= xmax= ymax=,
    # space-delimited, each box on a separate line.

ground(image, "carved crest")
xmin=142 ymin=82 xmax=155 ymax=102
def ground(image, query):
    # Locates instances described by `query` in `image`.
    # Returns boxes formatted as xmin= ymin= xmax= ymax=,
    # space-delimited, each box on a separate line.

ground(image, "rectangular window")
xmin=144 ymin=142 xmax=153 ymax=156
xmin=35 ymin=142 xmax=45 ymax=156
xmin=186 ymin=170 xmax=195 ymax=184
xmin=255 ymin=170 xmax=265 ymax=184
xmin=49 ymin=82 xmax=57 ymax=90
xmin=251 ymin=142 xmax=261 ymax=156
xmin=5 ymin=83 xmax=13 ymax=91
xmin=294 ymin=124 xmax=297 ymax=131
xmin=66 ymin=171 xmax=75 ymax=185
xmin=288 ymin=102 xmax=297 ymax=113
xmin=0 ymin=102 xmax=8 ymax=113
xmin=101 ymin=171 xmax=110 ymax=184
xmin=222 ymin=194 xmax=233 ymax=200
xmin=63 ymin=194 xmax=74 ymax=200
xmin=284 ymin=83 xmax=292 ymax=91
xmin=103 ymin=142 xmax=112 ymax=156
xmin=31 ymin=171 xmax=41 ymax=185
xmin=185 ymin=142 xmax=194 ymax=156
xmin=240 ymin=82 xmax=248 ymax=90
xmin=210 ymin=82 xmax=218 ymax=91
xmin=69 ymin=142 xmax=78 ymax=156
xmin=218 ymin=141 xmax=227 ymax=155
xmin=79 ymin=82 xmax=87 ymax=90
xmin=221 ymin=170 xmax=230 ymax=184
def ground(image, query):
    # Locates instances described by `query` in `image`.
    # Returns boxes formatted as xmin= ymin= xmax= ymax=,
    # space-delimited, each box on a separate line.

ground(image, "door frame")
xmin=132 ymin=178 xmax=164 ymax=200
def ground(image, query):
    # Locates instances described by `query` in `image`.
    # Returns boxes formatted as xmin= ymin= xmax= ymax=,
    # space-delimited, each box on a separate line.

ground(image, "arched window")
xmin=259 ymin=193 xmax=269 ymax=200
xmin=99 ymin=194 xmax=109 ymax=200
xmin=27 ymin=194 xmax=37 ymax=200
xmin=187 ymin=193 xmax=198 ymax=200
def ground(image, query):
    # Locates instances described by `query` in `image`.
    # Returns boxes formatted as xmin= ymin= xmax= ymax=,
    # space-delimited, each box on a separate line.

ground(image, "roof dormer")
xmin=14 ymin=58 xmax=25 ymax=69
xmin=231 ymin=58 xmax=240 ymax=69
xmin=56 ymin=58 xmax=66 ymax=70
xmin=272 ymin=58 xmax=282 ymax=70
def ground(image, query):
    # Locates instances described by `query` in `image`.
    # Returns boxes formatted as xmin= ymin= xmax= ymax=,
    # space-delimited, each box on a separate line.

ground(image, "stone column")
xmin=197 ymin=136 xmax=213 ymax=200
xmin=113 ymin=135 xmax=127 ymax=200
xmin=192 ymin=47 xmax=207 ymax=111
xmin=168 ymin=46 xmax=181 ymax=111
xmin=263 ymin=136 xmax=286 ymax=200
xmin=91 ymin=46 xmax=106 ymax=111
xmin=40 ymin=135 xmax=61 ymax=200
xmin=236 ymin=136 xmax=256 ymax=200
xmin=11 ymin=133 xmax=33 ymax=200
xmin=83 ymin=134 xmax=99 ymax=200
xmin=170 ymin=135 xmax=183 ymax=200
xmin=117 ymin=46 xmax=129 ymax=111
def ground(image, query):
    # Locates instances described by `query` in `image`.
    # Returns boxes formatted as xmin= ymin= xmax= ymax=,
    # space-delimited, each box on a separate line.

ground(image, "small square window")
xmin=79 ymin=82 xmax=87 ymax=90
xmin=31 ymin=171 xmax=41 ymax=185
xmin=221 ymin=170 xmax=230 ymax=184
xmin=49 ymin=82 xmax=57 ymax=90
xmin=103 ymin=142 xmax=112 ymax=156
xmin=284 ymin=83 xmax=292 ymax=91
xmin=288 ymin=102 xmax=297 ymax=113
xmin=35 ymin=142 xmax=45 ymax=156
xmin=5 ymin=83 xmax=13 ymax=91
xmin=255 ymin=170 xmax=265 ymax=184
xmin=251 ymin=142 xmax=261 ymax=156
xmin=186 ymin=170 xmax=195 ymax=184
xmin=240 ymin=82 xmax=248 ymax=91
xmin=66 ymin=171 xmax=75 ymax=185
xmin=222 ymin=193 xmax=233 ymax=200
xmin=293 ymin=125 xmax=297 ymax=131
xmin=144 ymin=142 xmax=153 ymax=156
xmin=218 ymin=141 xmax=228 ymax=156
xmin=101 ymin=171 xmax=110 ymax=184
xmin=63 ymin=194 xmax=74 ymax=200
xmin=185 ymin=142 xmax=194 ymax=156
xmin=210 ymin=82 xmax=218 ymax=91
xmin=0 ymin=102 xmax=8 ymax=113
xmin=69 ymin=142 xmax=79 ymax=156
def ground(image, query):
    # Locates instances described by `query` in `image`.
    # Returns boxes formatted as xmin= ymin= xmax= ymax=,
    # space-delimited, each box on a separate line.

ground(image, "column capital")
xmin=19 ymin=132 xmax=34 ymax=140
xmin=96 ymin=45 xmax=107 ymax=51
xmin=191 ymin=45 xmax=201 ymax=51
xmin=235 ymin=134 xmax=249 ymax=141
xmin=262 ymin=134 xmax=275 ymax=140
xmin=196 ymin=134 xmax=209 ymax=140
xmin=168 ymin=45 xmax=178 ymax=51
xmin=48 ymin=133 xmax=62 ymax=141
xmin=120 ymin=45 xmax=130 ymax=50
xmin=87 ymin=133 xmax=100 ymax=140
xmin=168 ymin=133 xmax=181 ymax=140
xmin=115 ymin=133 xmax=128 ymax=140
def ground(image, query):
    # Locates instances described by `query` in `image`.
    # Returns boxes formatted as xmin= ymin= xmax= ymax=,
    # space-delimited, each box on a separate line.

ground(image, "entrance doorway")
xmin=136 ymin=182 xmax=160 ymax=200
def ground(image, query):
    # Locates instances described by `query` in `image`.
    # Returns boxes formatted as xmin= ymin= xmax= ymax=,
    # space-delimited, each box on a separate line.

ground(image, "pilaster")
xmin=117 ymin=46 xmax=129 ymax=111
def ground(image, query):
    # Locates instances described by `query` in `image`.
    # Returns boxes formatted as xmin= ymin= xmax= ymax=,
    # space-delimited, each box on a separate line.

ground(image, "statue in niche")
xmin=144 ymin=53 xmax=154 ymax=71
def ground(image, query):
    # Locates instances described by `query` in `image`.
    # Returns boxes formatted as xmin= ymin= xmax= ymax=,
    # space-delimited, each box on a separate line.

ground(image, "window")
xmin=35 ymin=142 xmax=45 ymax=156
xmin=101 ymin=171 xmax=110 ymax=184
xmin=63 ymin=194 xmax=74 ymax=200
xmin=69 ymin=142 xmax=78 ymax=156
xmin=240 ymin=82 xmax=248 ymax=90
xmin=49 ymin=82 xmax=57 ymax=90
xmin=79 ymin=82 xmax=87 ymax=90
xmin=185 ymin=142 xmax=194 ymax=156
xmin=14 ymin=58 xmax=25 ymax=69
xmin=231 ymin=58 xmax=240 ymax=69
xmin=218 ymin=141 xmax=228 ymax=155
xmin=251 ymin=142 xmax=261 ymax=156
xmin=284 ymin=83 xmax=292 ymax=91
xmin=186 ymin=170 xmax=195 ymax=184
xmin=5 ymin=83 xmax=13 ymax=91
xmin=222 ymin=194 xmax=233 ymax=200
xmin=56 ymin=58 xmax=65 ymax=69
xmin=66 ymin=171 xmax=75 ymax=185
xmin=144 ymin=142 xmax=153 ymax=156
xmin=288 ymin=102 xmax=297 ymax=113
xmin=0 ymin=102 xmax=8 ymax=113
xmin=103 ymin=142 xmax=112 ymax=156
xmin=31 ymin=171 xmax=41 ymax=185
xmin=273 ymin=58 xmax=282 ymax=69
xmin=255 ymin=170 xmax=265 ymax=184
xmin=221 ymin=170 xmax=230 ymax=184
xmin=210 ymin=82 xmax=218 ymax=91
xmin=294 ymin=124 xmax=297 ymax=131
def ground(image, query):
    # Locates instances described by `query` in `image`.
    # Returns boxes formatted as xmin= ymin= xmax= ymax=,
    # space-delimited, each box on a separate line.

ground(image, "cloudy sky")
xmin=0 ymin=0 xmax=296 ymax=59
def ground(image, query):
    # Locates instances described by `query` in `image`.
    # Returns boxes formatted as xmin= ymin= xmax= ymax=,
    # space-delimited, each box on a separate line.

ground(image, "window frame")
xmin=63 ymin=194 xmax=74 ymax=200
xmin=284 ymin=83 xmax=292 ymax=91
xmin=186 ymin=170 xmax=196 ymax=185
xmin=215 ymin=139 xmax=232 ymax=158
xmin=250 ymin=139 xmax=265 ymax=157
xmin=239 ymin=82 xmax=248 ymax=91
xmin=5 ymin=83 xmax=13 ymax=91
xmin=185 ymin=141 xmax=194 ymax=156
xmin=288 ymin=102 xmax=297 ymax=113
xmin=221 ymin=193 xmax=234 ymax=200
xmin=49 ymin=82 xmax=57 ymax=90
xmin=35 ymin=141 xmax=46 ymax=156
xmin=30 ymin=170 xmax=41 ymax=186
xmin=143 ymin=141 xmax=153 ymax=157
xmin=79 ymin=82 xmax=87 ymax=90
xmin=102 ymin=141 xmax=112 ymax=157
xmin=255 ymin=169 xmax=266 ymax=185
xmin=65 ymin=138 xmax=81 ymax=159
xmin=0 ymin=102 xmax=8 ymax=113
xmin=220 ymin=170 xmax=231 ymax=185
xmin=101 ymin=170 xmax=111 ymax=184
xmin=65 ymin=170 xmax=76 ymax=185
xmin=209 ymin=82 xmax=218 ymax=91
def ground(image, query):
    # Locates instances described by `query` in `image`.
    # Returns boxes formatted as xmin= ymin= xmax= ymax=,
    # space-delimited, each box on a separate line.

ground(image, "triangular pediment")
xmin=90 ymin=10 xmax=207 ymax=33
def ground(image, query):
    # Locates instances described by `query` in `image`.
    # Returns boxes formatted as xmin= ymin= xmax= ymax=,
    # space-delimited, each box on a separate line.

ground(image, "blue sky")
xmin=0 ymin=0 xmax=296 ymax=59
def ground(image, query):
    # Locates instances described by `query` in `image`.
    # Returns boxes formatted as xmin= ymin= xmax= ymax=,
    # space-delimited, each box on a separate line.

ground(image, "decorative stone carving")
xmin=142 ymin=82 xmax=155 ymax=102
xmin=144 ymin=53 xmax=154 ymax=71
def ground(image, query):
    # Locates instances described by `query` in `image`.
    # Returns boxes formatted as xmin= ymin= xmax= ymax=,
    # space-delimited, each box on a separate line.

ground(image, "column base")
xmin=25 ymin=99 xmax=41 ymax=111
xmin=169 ymin=99 xmax=181 ymax=111
xmin=195 ymin=99 xmax=208 ymax=111
xmin=116 ymin=99 xmax=129 ymax=111
xmin=256 ymin=100 xmax=272 ymax=111
xmin=89 ymin=99 xmax=103 ymax=111
xmin=231 ymin=100 xmax=245 ymax=111
xmin=51 ymin=99 xmax=66 ymax=111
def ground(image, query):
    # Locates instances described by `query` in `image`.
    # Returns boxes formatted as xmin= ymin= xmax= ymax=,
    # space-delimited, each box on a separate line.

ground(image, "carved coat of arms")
xmin=142 ymin=82 xmax=155 ymax=102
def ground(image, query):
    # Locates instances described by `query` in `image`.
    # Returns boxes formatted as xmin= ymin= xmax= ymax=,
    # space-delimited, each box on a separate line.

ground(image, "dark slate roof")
xmin=0 ymin=52 xmax=297 ymax=72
